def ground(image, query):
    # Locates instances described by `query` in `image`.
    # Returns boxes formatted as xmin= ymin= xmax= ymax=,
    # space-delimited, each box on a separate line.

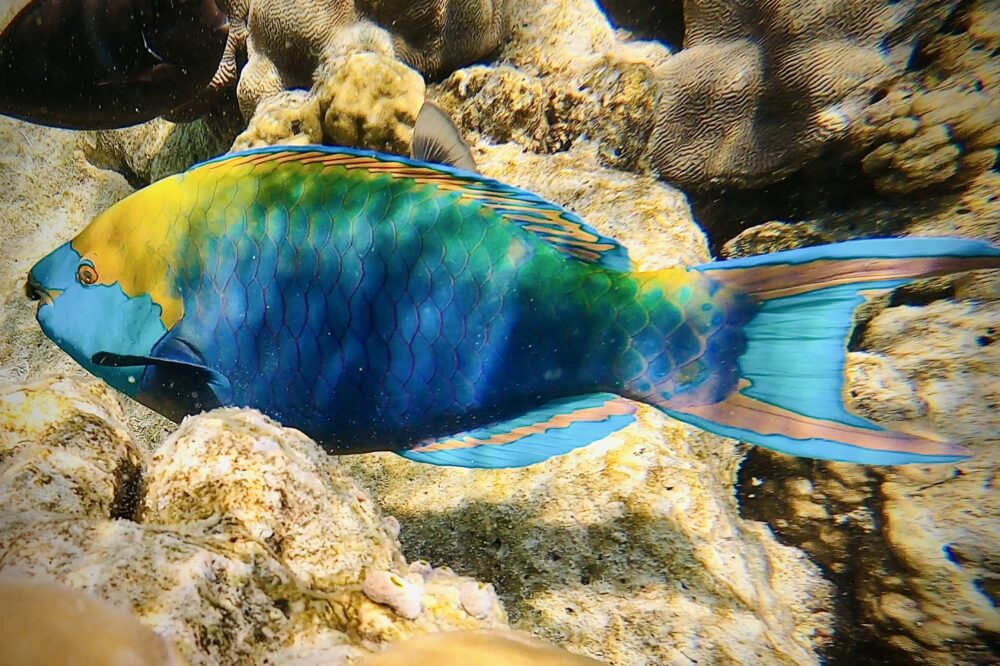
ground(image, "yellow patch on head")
xmin=71 ymin=176 xmax=190 ymax=328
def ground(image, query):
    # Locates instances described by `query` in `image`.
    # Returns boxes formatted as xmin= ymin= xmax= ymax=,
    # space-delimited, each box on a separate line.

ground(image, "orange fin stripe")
xmin=678 ymin=392 xmax=963 ymax=457
xmin=519 ymin=224 xmax=600 ymax=243
xmin=707 ymin=257 xmax=1000 ymax=300
xmin=412 ymin=400 xmax=636 ymax=453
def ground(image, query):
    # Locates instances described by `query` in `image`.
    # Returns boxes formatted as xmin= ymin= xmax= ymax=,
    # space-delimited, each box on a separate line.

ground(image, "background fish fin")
xmin=410 ymin=101 xmax=478 ymax=173
xmin=398 ymin=393 xmax=637 ymax=468
xmin=661 ymin=238 xmax=999 ymax=464
xmin=194 ymin=146 xmax=633 ymax=271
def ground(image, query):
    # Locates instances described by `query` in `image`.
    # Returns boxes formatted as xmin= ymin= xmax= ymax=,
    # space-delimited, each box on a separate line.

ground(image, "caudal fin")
xmin=662 ymin=237 xmax=1000 ymax=465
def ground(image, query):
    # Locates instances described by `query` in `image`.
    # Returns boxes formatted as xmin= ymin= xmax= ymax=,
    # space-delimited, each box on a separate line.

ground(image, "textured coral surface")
xmin=853 ymin=0 xmax=1000 ymax=194
xmin=732 ymin=177 xmax=1000 ymax=663
xmin=0 ymin=378 xmax=507 ymax=665
xmin=645 ymin=0 xmax=958 ymax=188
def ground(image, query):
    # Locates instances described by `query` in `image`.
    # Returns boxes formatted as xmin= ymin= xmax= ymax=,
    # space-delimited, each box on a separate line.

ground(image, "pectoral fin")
xmin=92 ymin=338 xmax=231 ymax=421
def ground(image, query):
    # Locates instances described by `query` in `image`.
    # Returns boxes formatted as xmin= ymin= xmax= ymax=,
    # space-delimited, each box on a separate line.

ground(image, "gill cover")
xmin=29 ymin=242 xmax=168 ymax=396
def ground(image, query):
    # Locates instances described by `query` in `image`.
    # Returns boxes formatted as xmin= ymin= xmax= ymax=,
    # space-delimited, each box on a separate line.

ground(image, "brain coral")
xmin=217 ymin=0 xmax=508 ymax=119
xmin=645 ymin=0 xmax=958 ymax=189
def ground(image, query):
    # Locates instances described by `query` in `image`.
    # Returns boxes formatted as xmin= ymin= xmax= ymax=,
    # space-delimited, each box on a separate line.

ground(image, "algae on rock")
xmin=0 ymin=377 xmax=508 ymax=665
xmin=341 ymin=406 xmax=834 ymax=666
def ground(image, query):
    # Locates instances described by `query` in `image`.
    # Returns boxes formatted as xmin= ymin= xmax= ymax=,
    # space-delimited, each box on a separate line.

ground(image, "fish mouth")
xmin=24 ymin=272 xmax=53 ymax=307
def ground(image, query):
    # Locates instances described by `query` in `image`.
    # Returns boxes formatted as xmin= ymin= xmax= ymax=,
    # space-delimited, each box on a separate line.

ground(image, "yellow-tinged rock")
xmin=0 ymin=577 xmax=186 ymax=666
xmin=0 ymin=376 xmax=144 ymax=519
xmin=359 ymin=629 xmax=605 ymax=666
xmin=315 ymin=52 xmax=426 ymax=155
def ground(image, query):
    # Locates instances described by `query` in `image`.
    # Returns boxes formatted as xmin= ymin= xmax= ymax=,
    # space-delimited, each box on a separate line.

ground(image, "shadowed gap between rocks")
xmin=689 ymin=157 xmax=984 ymax=256
xmin=595 ymin=0 xmax=685 ymax=50
xmin=386 ymin=498 xmax=725 ymax=627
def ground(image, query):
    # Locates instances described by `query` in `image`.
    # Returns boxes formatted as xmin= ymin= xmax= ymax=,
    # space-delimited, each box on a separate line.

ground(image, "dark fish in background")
xmin=0 ymin=0 xmax=229 ymax=129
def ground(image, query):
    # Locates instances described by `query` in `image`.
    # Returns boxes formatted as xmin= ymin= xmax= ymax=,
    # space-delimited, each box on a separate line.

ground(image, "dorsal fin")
xmin=410 ymin=101 xmax=478 ymax=173
xmin=193 ymin=146 xmax=633 ymax=270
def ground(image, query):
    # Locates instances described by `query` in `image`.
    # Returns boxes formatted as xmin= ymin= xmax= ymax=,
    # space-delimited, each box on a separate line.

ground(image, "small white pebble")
xmin=407 ymin=560 xmax=433 ymax=578
xmin=459 ymin=581 xmax=496 ymax=619
xmin=362 ymin=570 xmax=422 ymax=619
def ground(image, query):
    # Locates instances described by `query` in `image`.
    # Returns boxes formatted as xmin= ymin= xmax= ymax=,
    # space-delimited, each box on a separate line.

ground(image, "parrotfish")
xmin=25 ymin=110 xmax=1000 ymax=467
xmin=0 ymin=0 xmax=228 ymax=129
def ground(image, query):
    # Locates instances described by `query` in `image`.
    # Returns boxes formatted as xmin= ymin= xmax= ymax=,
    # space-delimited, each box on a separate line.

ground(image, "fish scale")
xmin=29 ymin=145 xmax=999 ymax=467
xmin=162 ymin=159 xmax=632 ymax=448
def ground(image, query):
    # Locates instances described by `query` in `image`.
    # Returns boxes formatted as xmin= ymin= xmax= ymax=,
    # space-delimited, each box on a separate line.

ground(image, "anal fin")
xmin=399 ymin=393 xmax=637 ymax=468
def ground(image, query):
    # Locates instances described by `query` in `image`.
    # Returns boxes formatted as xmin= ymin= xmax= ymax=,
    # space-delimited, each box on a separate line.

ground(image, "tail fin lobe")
xmin=662 ymin=238 xmax=999 ymax=464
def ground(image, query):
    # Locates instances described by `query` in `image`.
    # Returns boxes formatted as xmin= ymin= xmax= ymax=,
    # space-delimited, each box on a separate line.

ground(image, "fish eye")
xmin=76 ymin=260 xmax=99 ymax=285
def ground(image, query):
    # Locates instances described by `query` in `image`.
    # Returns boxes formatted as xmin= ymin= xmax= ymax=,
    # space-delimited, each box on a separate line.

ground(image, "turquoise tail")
xmin=661 ymin=237 xmax=1000 ymax=465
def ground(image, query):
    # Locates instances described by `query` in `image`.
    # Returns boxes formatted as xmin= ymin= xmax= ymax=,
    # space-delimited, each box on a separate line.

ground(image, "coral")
xmin=844 ymin=352 xmax=926 ymax=424
xmin=234 ymin=51 xmax=425 ymax=155
xmin=314 ymin=52 xmax=426 ymax=154
xmin=851 ymin=0 xmax=1000 ymax=194
xmin=720 ymin=221 xmax=832 ymax=259
xmin=0 ymin=578 xmax=185 ymax=666
xmin=230 ymin=90 xmax=323 ymax=151
xmin=0 ymin=377 xmax=507 ymax=664
xmin=637 ymin=0 xmax=959 ymax=189
xmin=434 ymin=66 xmax=563 ymax=153
xmin=0 ymin=376 xmax=144 ymax=519
xmin=231 ymin=90 xmax=323 ymax=151
xmin=857 ymin=86 xmax=999 ymax=194
xmin=142 ymin=408 xmax=405 ymax=589
xmin=229 ymin=0 xmax=507 ymax=120
xmin=431 ymin=0 xmax=670 ymax=170
xmin=83 ymin=118 xmax=236 ymax=186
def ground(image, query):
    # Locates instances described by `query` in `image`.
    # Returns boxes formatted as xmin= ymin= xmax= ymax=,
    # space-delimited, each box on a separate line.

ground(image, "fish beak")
xmin=24 ymin=272 xmax=53 ymax=307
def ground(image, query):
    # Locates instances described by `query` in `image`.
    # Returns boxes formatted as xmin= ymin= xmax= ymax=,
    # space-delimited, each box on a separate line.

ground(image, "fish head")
xmin=26 ymin=194 xmax=183 ymax=396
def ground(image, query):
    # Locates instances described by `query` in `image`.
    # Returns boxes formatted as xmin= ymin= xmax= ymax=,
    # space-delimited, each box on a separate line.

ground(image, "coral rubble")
xmin=852 ymin=0 xmax=1000 ymax=194
xmin=225 ymin=0 xmax=507 ymax=120
xmin=0 ymin=377 xmax=507 ymax=665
